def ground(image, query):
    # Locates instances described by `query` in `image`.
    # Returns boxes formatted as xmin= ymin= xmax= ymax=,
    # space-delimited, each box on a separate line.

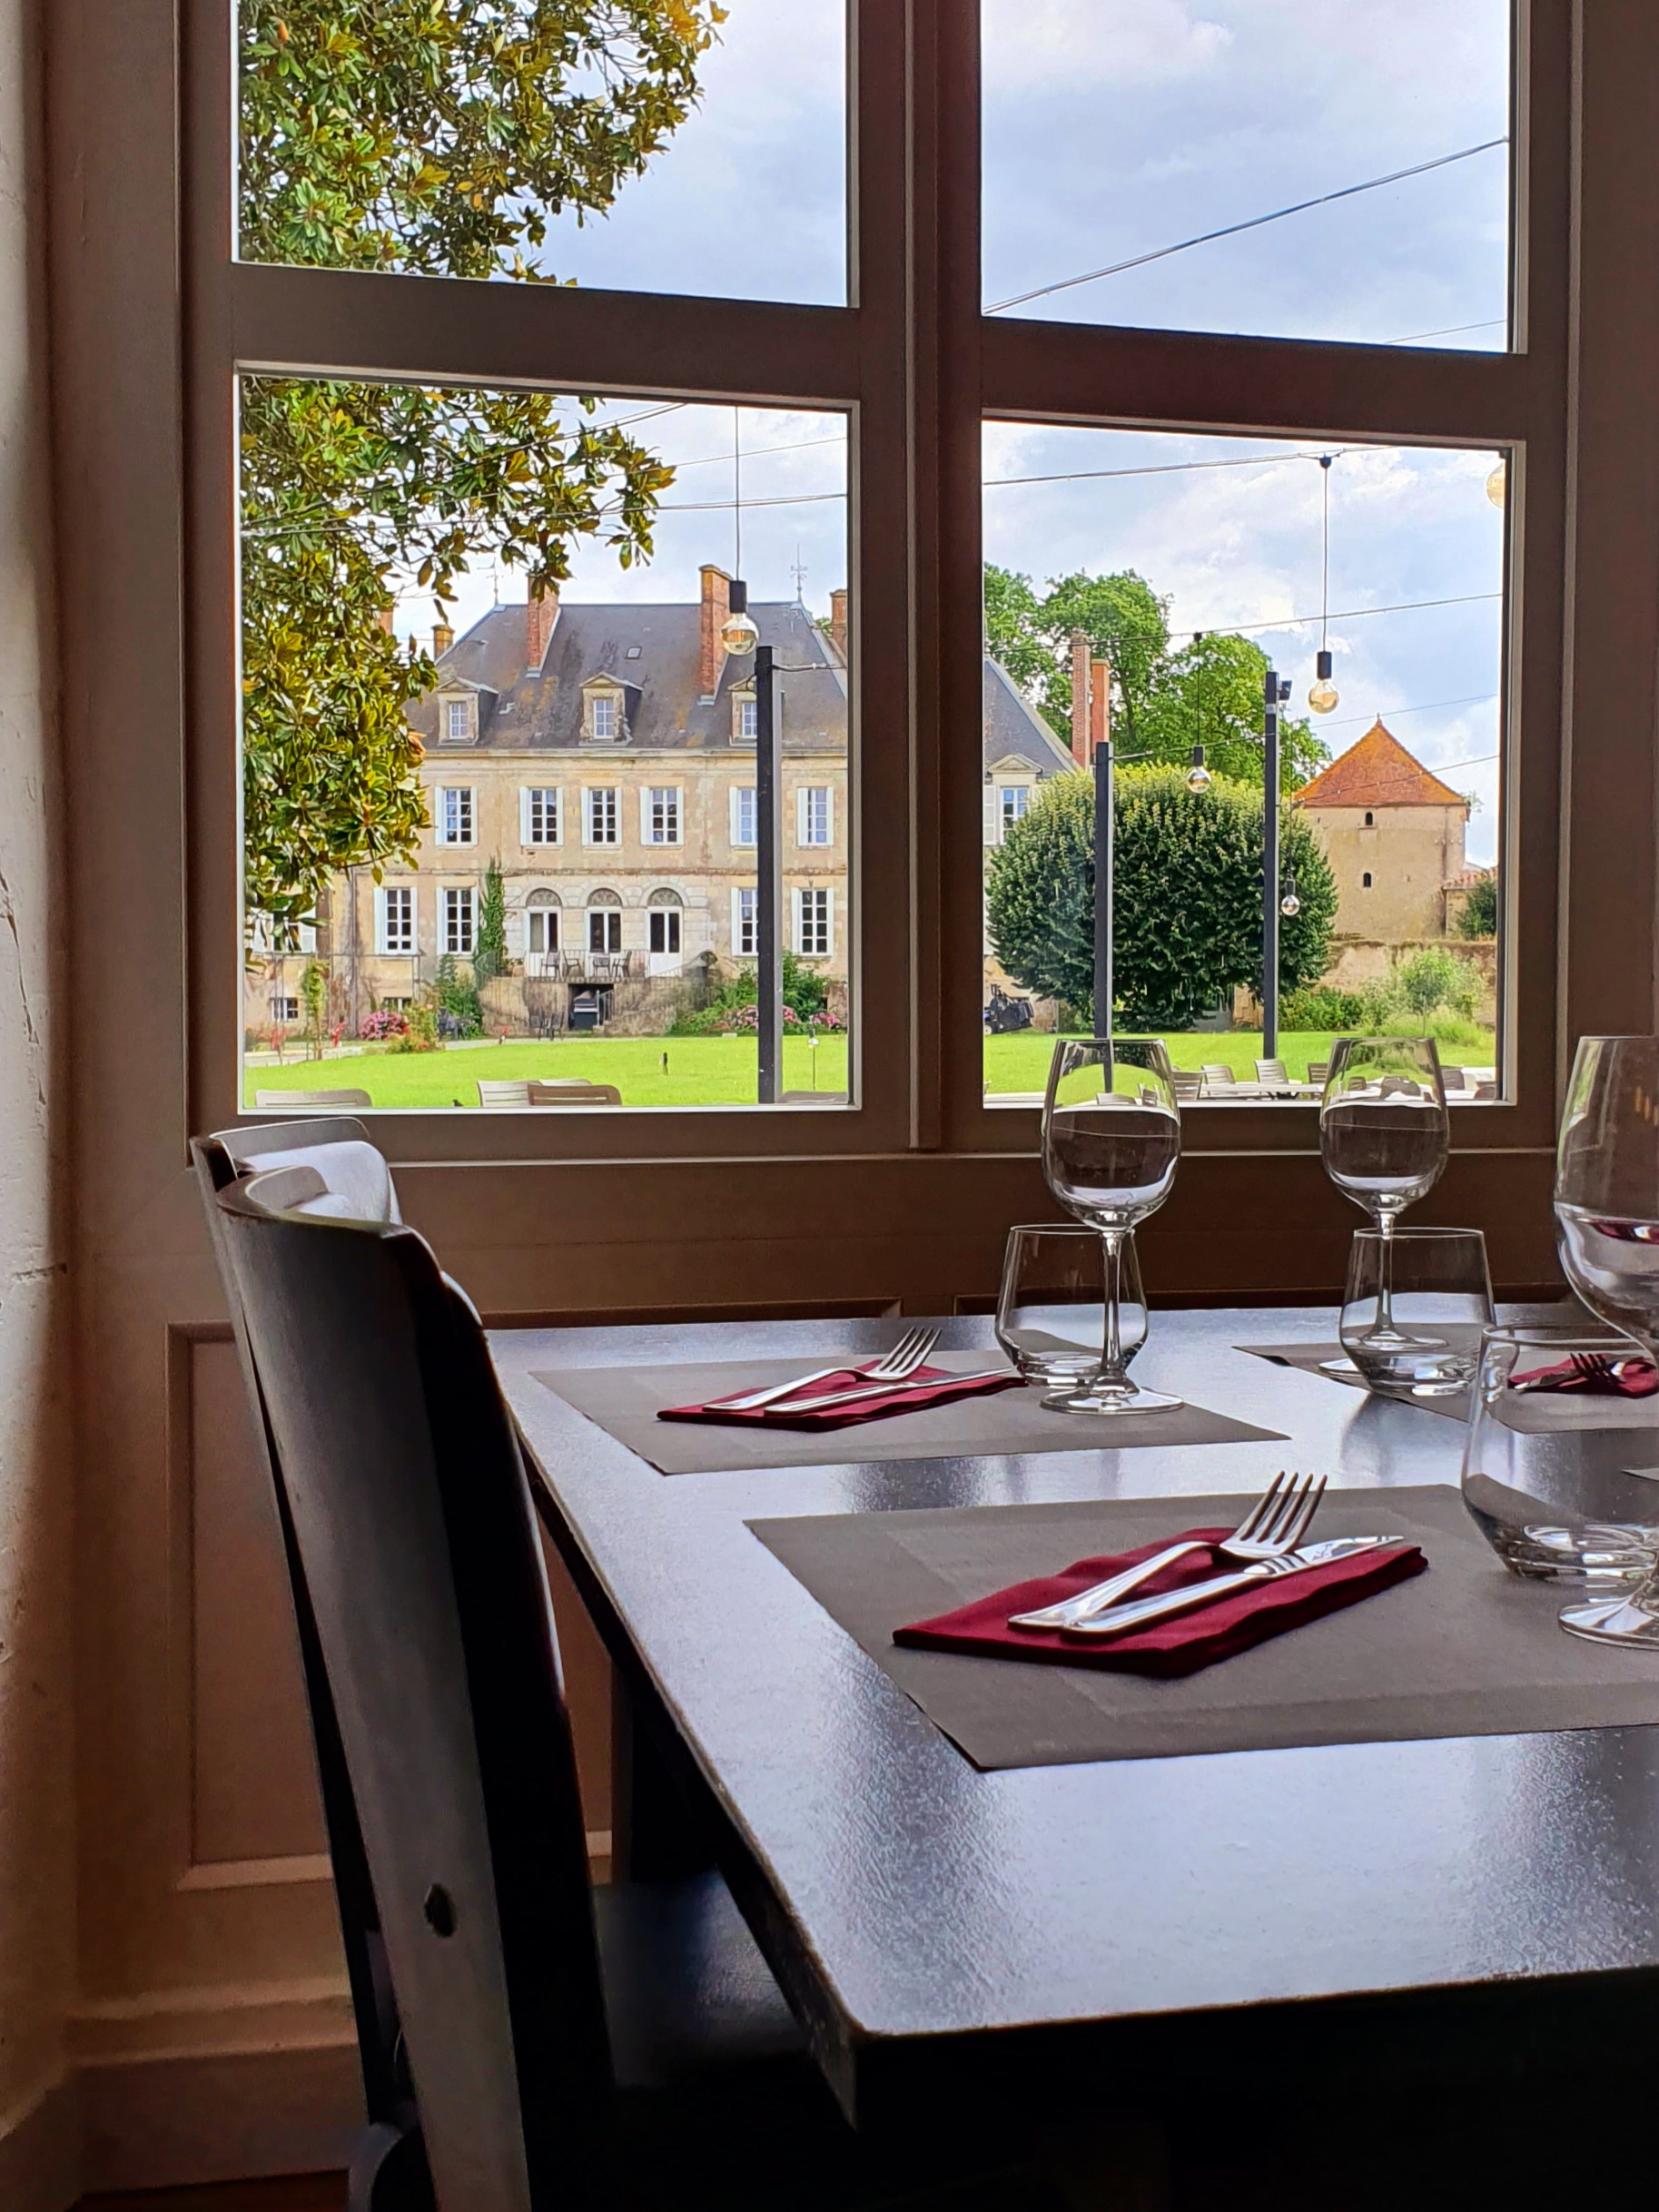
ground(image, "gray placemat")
xmin=533 ymin=1352 xmax=1287 ymax=1476
xmin=748 ymin=1486 xmax=1659 ymax=1770
xmin=1239 ymin=1341 xmax=1471 ymax=1422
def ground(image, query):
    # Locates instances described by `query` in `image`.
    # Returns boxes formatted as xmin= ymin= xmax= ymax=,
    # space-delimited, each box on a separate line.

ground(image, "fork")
xmin=1008 ymin=1471 xmax=1328 ymax=1631
xmin=706 ymin=1326 xmax=940 ymax=1413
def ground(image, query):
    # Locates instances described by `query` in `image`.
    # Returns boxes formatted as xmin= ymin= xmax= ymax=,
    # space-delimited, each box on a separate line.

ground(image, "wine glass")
xmin=1041 ymin=1038 xmax=1181 ymax=1415
xmin=1320 ymin=1037 xmax=1448 ymax=1350
xmin=1551 ymin=1037 xmax=1659 ymax=1644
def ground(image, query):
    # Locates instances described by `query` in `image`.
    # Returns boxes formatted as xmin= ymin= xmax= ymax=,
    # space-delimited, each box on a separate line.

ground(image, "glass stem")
xmin=1377 ymin=1209 xmax=1397 ymax=1334
xmin=1099 ymin=1228 xmax=1131 ymax=1387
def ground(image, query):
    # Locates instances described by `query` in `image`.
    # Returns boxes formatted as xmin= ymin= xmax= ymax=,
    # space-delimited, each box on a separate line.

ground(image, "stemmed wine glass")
xmin=1319 ymin=1037 xmax=1449 ymax=1350
xmin=1042 ymin=1037 xmax=1182 ymax=1415
xmin=1552 ymin=1036 xmax=1659 ymax=1645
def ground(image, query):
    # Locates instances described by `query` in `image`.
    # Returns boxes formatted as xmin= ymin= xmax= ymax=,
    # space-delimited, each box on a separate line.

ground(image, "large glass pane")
xmin=983 ymin=0 xmax=1511 ymax=349
xmin=239 ymin=380 xmax=851 ymax=1109
xmin=980 ymin=424 xmax=1507 ymax=1101
xmin=237 ymin=2 xmax=845 ymax=305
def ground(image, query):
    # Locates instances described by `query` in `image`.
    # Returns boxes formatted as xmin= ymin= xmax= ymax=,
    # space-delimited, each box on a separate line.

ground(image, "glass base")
xmin=1049 ymin=1383 xmax=1184 ymax=1417
xmin=1350 ymin=1325 xmax=1446 ymax=1354
xmin=1559 ymin=1592 xmax=1659 ymax=1646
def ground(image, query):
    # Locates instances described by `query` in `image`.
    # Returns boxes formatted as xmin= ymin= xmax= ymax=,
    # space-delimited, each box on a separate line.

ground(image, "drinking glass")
xmin=1461 ymin=1325 xmax=1659 ymax=1582
xmin=994 ymin=1224 xmax=1147 ymax=1404
xmin=1042 ymin=1038 xmax=1181 ymax=1415
xmin=1552 ymin=1037 xmax=1659 ymax=1642
xmin=1338 ymin=1228 xmax=1493 ymax=1397
xmin=1320 ymin=1037 xmax=1449 ymax=1351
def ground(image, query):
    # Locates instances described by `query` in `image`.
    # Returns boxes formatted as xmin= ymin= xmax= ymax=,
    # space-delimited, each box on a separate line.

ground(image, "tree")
xmin=1457 ymin=872 xmax=1498 ymax=938
xmin=237 ymin=0 xmax=724 ymax=922
xmin=986 ymin=766 xmax=1338 ymax=1030
xmin=983 ymin=564 xmax=1060 ymax=706
xmin=1036 ymin=570 xmax=1170 ymax=748
xmin=1140 ymin=631 xmax=1328 ymax=793
xmin=473 ymin=857 xmax=508 ymax=987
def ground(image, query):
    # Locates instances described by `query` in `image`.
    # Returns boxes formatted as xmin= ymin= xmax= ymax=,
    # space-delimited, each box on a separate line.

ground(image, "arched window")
xmin=1364 ymin=810 xmax=1374 ymax=826
xmin=523 ymin=887 xmax=560 ymax=958
xmin=1362 ymin=872 xmax=1374 ymax=889
xmin=647 ymin=886 xmax=683 ymax=956
xmin=587 ymin=887 xmax=623 ymax=954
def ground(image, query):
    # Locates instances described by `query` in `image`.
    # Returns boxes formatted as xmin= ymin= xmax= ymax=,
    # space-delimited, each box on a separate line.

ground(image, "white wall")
xmin=0 ymin=0 xmax=75 ymax=2202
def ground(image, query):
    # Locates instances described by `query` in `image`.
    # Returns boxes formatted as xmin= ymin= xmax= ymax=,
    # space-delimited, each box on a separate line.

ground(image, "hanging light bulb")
xmin=1486 ymin=459 xmax=1506 ymax=509
xmin=1279 ymin=873 xmax=1301 ymax=919
xmin=1308 ymin=647 xmax=1339 ymax=716
xmin=1308 ymin=456 xmax=1341 ymax=713
xmin=720 ymin=578 xmax=758 ymax=657
xmin=1185 ymin=743 xmax=1211 ymax=794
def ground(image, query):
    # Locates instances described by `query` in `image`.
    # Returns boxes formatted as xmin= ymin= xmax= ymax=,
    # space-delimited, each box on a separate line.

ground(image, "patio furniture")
xmin=1170 ymin=1070 xmax=1204 ymax=1104
xmin=1306 ymin=1060 xmax=1329 ymax=1086
xmin=253 ymin=1086 xmax=371 ymax=1110
xmin=530 ymin=1081 xmax=622 ymax=1106
xmin=1200 ymin=1062 xmax=1238 ymax=1094
xmin=1254 ymin=1059 xmax=1289 ymax=1086
xmin=478 ymin=1079 xmax=533 ymax=1107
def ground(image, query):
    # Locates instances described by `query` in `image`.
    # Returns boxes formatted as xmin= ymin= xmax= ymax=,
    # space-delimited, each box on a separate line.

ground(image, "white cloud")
xmin=983 ymin=0 xmax=1231 ymax=92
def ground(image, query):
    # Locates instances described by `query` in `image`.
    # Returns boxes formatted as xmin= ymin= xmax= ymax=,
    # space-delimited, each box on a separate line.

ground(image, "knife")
xmin=764 ymin=1367 xmax=1011 ymax=1416
xmin=1059 ymin=1536 xmax=1406 ymax=1640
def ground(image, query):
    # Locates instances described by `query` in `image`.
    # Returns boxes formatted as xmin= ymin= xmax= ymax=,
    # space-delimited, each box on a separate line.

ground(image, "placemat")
xmin=1239 ymin=1340 xmax=1471 ymax=1421
xmin=533 ymin=1352 xmax=1287 ymax=1476
xmin=748 ymin=1485 xmax=1659 ymax=1769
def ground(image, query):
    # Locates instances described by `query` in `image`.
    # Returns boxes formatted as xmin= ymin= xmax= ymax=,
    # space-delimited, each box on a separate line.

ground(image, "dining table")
xmin=491 ymin=1304 xmax=1659 ymax=2158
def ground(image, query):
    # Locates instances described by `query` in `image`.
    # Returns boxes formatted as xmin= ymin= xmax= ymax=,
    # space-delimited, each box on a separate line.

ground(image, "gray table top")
xmin=492 ymin=1308 xmax=1659 ymax=2108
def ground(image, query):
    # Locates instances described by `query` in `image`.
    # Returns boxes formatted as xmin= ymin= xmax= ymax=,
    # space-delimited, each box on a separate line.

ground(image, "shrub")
xmin=1396 ymin=944 xmax=1481 ymax=1020
xmin=1457 ymin=873 xmax=1498 ymax=938
xmin=390 ymin=1001 xmax=440 ymax=1052
xmin=1279 ymin=983 xmax=1366 ymax=1030
xmin=432 ymin=952 xmax=484 ymax=1037
xmin=360 ymin=1007 xmax=408 ymax=1041
xmin=669 ymin=953 xmax=835 ymax=1035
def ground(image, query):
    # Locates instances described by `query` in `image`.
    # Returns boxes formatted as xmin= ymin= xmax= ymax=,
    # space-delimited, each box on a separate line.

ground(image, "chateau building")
xmin=248 ymin=568 xmax=1071 ymax=1035
xmin=1293 ymin=718 xmax=1479 ymax=943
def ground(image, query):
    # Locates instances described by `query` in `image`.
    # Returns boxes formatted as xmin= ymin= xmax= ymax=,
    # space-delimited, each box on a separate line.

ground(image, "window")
xmin=442 ymin=696 xmax=473 ymax=744
xmin=1001 ymin=786 xmax=1030 ymax=835
xmin=588 ymin=898 xmax=623 ymax=955
xmin=441 ymin=886 xmax=475 ymax=955
xmin=795 ymin=886 xmax=833 ymax=957
xmin=376 ymin=884 xmax=415 ymax=955
xmin=734 ymin=693 xmax=758 ymax=745
xmin=521 ymin=787 xmax=561 ymax=845
xmin=1363 ymin=872 xmax=1374 ymax=889
xmin=525 ymin=901 xmax=559 ymax=957
xmin=270 ymin=994 xmax=300 ymax=1024
xmin=648 ymin=897 xmax=682 ymax=955
xmin=730 ymin=786 xmax=756 ymax=848
xmin=380 ymin=996 xmax=411 ymax=1013
xmin=643 ymin=786 xmax=683 ymax=845
xmin=436 ymin=786 xmax=475 ymax=845
xmin=584 ymin=787 xmax=619 ymax=846
xmin=732 ymin=887 xmax=757 ymax=959
xmin=589 ymin=693 xmax=618 ymax=742
xmin=1364 ymin=811 xmax=1375 ymax=827
xmin=797 ymin=786 xmax=834 ymax=847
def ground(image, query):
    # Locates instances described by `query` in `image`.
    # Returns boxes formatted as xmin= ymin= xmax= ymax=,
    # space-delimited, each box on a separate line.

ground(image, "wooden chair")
xmin=255 ymin=1085 xmax=373 ymax=1110
xmin=206 ymin=1165 xmax=1028 ymax=2211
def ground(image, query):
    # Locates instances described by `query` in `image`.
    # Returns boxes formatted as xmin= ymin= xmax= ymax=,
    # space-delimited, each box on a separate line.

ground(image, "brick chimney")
xmin=432 ymin=618 xmax=454 ymax=657
xmin=1090 ymin=657 xmax=1111 ymax=757
xmin=1069 ymin=630 xmax=1091 ymax=767
xmin=526 ymin=582 xmax=558 ymax=674
xmin=699 ymin=564 xmax=732 ymax=698
xmin=828 ymin=587 xmax=849 ymax=663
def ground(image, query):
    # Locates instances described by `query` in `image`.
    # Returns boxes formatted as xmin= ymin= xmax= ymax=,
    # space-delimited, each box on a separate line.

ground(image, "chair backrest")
xmin=1255 ymin=1059 xmax=1287 ymax=1084
xmin=1439 ymin=1065 xmax=1466 ymax=1091
xmin=1201 ymin=1062 xmax=1236 ymax=1086
xmin=254 ymin=1086 xmax=373 ymax=1109
xmin=528 ymin=1081 xmax=620 ymax=1106
xmin=215 ymin=1169 xmax=609 ymax=2211
xmin=1170 ymin=1070 xmax=1203 ymax=1101
xmin=190 ymin=1122 xmax=405 ymax=2140
xmin=479 ymin=1080 xmax=534 ymax=1108
xmin=1307 ymin=1060 xmax=1329 ymax=1085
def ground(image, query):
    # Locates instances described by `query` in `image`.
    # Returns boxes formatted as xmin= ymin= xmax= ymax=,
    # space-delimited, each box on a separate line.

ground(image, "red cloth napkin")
xmin=1513 ymin=1356 xmax=1659 ymax=1397
xmin=658 ymin=1363 xmax=1022 ymax=1433
xmin=894 ymin=1526 xmax=1427 ymax=1679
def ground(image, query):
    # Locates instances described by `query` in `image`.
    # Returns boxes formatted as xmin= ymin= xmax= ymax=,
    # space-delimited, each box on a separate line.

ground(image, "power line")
xmin=1172 ymin=589 xmax=1501 ymax=643
xmin=1389 ymin=317 xmax=1506 ymax=346
xmin=987 ymin=138 xmax=1508 ymax=315
xmin=984 ymin=447 xmax=1354 ymax=491
xmin=1319 ymin=690 xmax=1499 ymax=729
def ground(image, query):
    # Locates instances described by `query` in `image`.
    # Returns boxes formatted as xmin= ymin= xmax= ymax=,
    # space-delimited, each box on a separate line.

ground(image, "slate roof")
xmin=1293 ymin=718 xmax=1469 ymax=810
xmin=410 ymin=597 xmax=1073 ymax=775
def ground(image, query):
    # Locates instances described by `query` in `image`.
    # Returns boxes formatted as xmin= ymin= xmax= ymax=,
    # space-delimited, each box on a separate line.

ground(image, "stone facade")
xmin=1294 ymin=718 xmax=1475 ymax=943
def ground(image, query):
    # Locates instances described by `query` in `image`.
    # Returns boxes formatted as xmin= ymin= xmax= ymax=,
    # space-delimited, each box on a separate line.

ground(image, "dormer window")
xmin=583 ymin=681 xmax=626 ymax=743
xmin=732 ymin=685 xmax=757 ymax=746
xmin=441 ymin=695 xmax=475 ymax=744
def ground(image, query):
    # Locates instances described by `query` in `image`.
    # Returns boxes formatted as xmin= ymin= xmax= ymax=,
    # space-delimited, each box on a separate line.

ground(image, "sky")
xmin=377 ymin=0 xmax=1514 ymax=867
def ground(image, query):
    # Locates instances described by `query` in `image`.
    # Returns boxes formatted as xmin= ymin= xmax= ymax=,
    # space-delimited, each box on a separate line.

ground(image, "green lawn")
xmin=244 ymin=1033 xmax=851 ymax=1109
xmin=243 ymin=1023 xmax=1496 ymax=1109
xmin=983 ymin=1028 xmax=1496 ymax=1095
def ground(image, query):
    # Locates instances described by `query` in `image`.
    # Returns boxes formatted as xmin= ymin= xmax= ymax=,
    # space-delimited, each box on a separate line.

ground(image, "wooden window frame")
xmin=43 ymin=0 xmax=1659 ymax=1285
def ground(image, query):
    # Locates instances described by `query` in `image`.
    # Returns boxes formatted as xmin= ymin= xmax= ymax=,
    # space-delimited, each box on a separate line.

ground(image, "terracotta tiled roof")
xmin=1293 ymin=718 xmax=1468 ymax=810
